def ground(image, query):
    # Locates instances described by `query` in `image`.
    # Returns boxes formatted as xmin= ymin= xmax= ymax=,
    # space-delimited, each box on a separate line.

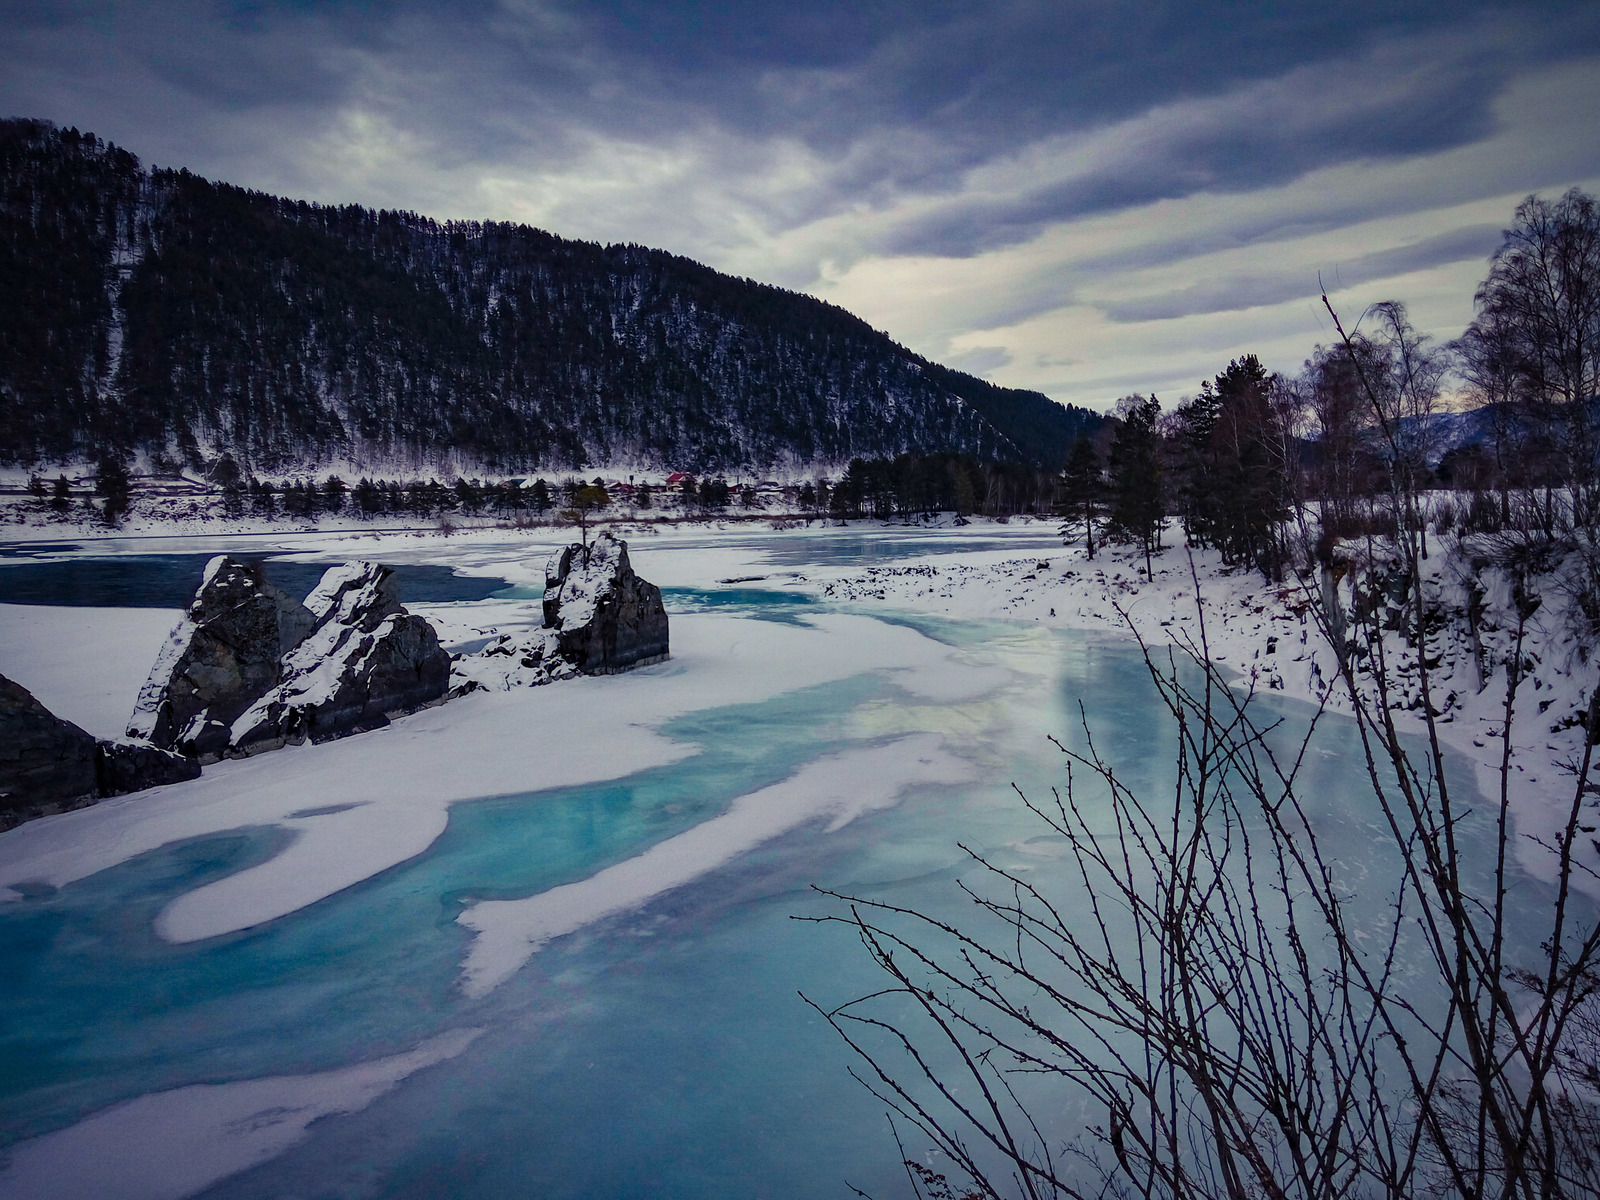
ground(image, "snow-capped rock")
xmin=229 ymin=562 xmax=451 ymax=755
xmin=448 ymin=532 xmax=668 ymax=692
xmin=542 ymin=533 xmax=669 ymax=674
xmin=127 ymin=556 xmax=315 ymax=761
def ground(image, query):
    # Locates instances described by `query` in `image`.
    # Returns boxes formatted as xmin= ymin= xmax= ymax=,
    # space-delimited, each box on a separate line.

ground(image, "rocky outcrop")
xmin=1 ymin=674 xmax=200 ymax=829
xmin=450 ymin=533 xmax=668 ymax=692
xmin=127 ymin=556 xmax=316 ymax=761
xmin=94 ymin=739 xmax=202 ymax=797
xmin=542 ymin=533 xmax=669 ymax=674
xmin=229 ymin=562 xmax=452 ymax=755
xmin=1 ymin=674 xmax=98 ymax=826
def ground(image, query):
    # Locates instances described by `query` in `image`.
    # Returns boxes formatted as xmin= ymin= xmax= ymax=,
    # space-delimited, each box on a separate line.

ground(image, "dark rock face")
xmin=127 ymin=556 xmax=315 ymax=761
xmin=543 ymin=533 xmax=669 ymax=674
xmin=0 ymin=674 xmax=99 ymax=826
xmin=94 ymin=739 xmax=202 ymax=797
xmin=230 ymin=562 xmax=452 ymax=755
xmin=2 ymin=674 xmax=204 ymax=828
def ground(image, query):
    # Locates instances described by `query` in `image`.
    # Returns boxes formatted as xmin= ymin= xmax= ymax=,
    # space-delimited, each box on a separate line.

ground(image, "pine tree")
xmin=1057 ymin=434 xmax=1104 ymax=558
xmin=1106 ymin=395 xmax=1163 ymax=578
xmin=1207 ymin=356 xmax=1288 ymax=575
xmin=93 ymin=454 xmax=131 ymax=524
xmin=529 ymin=478 xmax=552 ymax=514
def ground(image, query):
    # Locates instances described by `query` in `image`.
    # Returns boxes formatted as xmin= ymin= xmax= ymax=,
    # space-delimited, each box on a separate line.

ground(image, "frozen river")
xmin=0 ymin=523 xmax=1517 ymax=1199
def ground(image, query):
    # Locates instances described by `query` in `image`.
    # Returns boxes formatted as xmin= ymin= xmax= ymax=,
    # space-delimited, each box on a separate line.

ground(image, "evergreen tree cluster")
xmin=1050 ymin=184 xmax=1600 ymax=586
xmin=825 ymin=453 xmax=1058 ymax=520
xmin=211 ymin=474 xmax=566 ymax=521
xmin=1170 ymin=355 xmax=1292 ymax=576
xmin=0 ymin=119 xmax=1100 ymax=474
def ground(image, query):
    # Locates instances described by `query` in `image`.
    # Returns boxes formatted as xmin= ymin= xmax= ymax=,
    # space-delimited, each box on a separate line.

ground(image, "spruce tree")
xmin=1057 ymin=434 xmax=1104 ymax=558
xmin=93 ymin=454 xmax=130 ymax=524
xmin=529 ymin=478 xmax=552 ymax=514
xmin=1106 ymin=395 xmax=1163 ymax=578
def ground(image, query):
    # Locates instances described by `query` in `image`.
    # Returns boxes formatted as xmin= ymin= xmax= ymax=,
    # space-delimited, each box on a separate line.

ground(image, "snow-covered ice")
xmin=2 ymin=516 xmax=1593 ymax=1198
xmin=0 ymin=609 xmax=1002 ymax=943
xmin=0 ymin=603 xmax=180 ymax=737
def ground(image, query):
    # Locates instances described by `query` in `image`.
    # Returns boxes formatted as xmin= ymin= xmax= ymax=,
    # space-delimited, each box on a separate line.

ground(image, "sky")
xmin=4 ymin=1 xmax=1600 ymax=412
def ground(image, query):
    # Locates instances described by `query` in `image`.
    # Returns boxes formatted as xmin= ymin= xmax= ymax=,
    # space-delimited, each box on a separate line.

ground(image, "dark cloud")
xmin=5 ymin=0 xmax=1596 ymax=236
xmin=1099 ymin=224 xmax=1504 ymax=323
xmin=869 ymin=33 xmax=1538 ymax=260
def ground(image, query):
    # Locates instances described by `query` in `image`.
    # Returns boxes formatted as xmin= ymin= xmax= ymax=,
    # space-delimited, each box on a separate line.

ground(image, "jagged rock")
xmin=1 ymin=674 xmax=99 ymax=826
xmin=229 ymin=562 xmax=451 ymax=755
xmin=94 ymin=738 xmax=202 ymax=797
xmin=128 ymin=556 xmax=316 ymax=761
xmin=1 ymin=675 xmax=203 ymax=828
xmin=542 ymin=533 xmax=669 ymax=674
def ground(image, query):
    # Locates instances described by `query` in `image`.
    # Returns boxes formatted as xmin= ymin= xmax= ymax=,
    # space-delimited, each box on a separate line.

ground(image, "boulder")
xmin=229 ymin=562 xmax=452 ymax=754
xmin=0 ymin=674 xmax=98 ymax=827
xmin=127 ymin=556 xmax=315 ymax=761
xmin=542 ymin=532 xmax=669 ymax=674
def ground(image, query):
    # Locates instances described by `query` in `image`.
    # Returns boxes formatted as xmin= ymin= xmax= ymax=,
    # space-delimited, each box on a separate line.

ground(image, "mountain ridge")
xmin=0 ymin=118 xmax=1099 ymax=475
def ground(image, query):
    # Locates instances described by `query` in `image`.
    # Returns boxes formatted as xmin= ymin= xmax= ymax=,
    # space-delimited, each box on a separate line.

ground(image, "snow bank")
xmin=0 ymin=1029 xmax=481 ymax=1200
xmin=456 ymin=732 xmax=971 ymax=997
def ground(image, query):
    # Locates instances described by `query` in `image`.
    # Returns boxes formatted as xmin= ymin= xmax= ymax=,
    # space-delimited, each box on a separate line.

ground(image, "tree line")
xmin=1054 ymin=186 xmax=1600 ymax=585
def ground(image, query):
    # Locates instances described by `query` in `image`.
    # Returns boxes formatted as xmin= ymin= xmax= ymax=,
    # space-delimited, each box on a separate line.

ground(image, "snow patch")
xmin=0 ymin=1028 xmax=482 ymax=1200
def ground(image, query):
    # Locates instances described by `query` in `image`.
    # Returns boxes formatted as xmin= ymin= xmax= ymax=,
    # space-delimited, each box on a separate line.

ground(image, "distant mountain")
xmin=0 ymin=119 xmax=1098 ymax=475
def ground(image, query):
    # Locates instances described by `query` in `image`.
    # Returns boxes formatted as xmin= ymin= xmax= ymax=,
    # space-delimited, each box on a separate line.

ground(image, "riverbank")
xmin=813 ymin=527 xmax=1600 ymax=889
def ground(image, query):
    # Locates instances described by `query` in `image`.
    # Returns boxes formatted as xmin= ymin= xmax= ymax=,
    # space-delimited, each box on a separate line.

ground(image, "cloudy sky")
xmin=5 ymin=1 xmax=1599 ymax=411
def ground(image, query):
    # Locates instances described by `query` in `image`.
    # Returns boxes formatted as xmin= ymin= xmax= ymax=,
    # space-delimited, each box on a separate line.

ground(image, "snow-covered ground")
xmin=810 ymin=526 xmax=1599 ymax=888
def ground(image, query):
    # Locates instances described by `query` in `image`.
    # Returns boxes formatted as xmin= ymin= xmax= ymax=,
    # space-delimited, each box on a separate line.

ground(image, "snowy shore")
xmin=807 ymin=523 xmax=1599 ymax=889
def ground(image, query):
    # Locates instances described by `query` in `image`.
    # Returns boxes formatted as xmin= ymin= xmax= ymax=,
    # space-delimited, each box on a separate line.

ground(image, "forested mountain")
xmin=0 ymin=119 xmax=1098 ymax=474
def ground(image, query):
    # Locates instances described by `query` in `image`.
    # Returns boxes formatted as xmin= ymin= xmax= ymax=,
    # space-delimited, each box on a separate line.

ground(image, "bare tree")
xmin=805 ymin=298 xmax=1600 ymax=1199
xmin=1459 ymin=188 xmax=1600 ymax=527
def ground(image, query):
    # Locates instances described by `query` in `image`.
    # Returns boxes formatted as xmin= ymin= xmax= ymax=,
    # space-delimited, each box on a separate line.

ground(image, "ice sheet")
xmin=456 ymin=732 xmax=972 ymax=996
